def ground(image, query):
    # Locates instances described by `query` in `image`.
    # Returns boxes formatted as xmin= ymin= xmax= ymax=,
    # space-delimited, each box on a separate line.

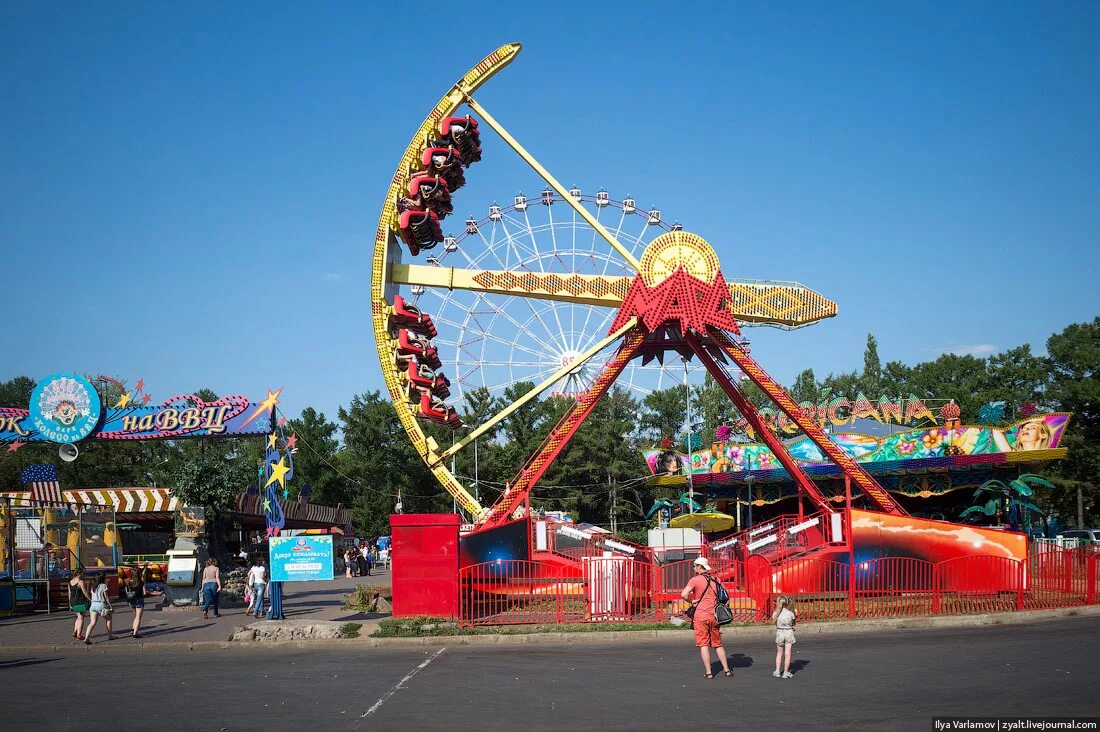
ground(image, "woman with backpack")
xmin=681 ymin=557 xmax=733 ymax=679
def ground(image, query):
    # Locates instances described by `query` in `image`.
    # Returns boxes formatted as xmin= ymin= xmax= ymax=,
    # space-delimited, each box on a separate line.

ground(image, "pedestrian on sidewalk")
xmin=344 ymin=547 xmax=356 ymax=579
xmin=772 ymin=595 xmax=797 ymax=679
xmin=82 ymin=572 xmax=114 ymax=644
xmin=201 ymin=558 xmax=222 ymax=619
xmin=247 ymin=559 xmax=267 ymax=618
xmin=124 ymin=565 xmax=147 ymax=638
xmin=363 ymin=539 xmax=376 ymax=572
xmin=69 ymin=568 xmax=91 ymax=641
xmin=681 ymin=557 xmax=732 ymax=679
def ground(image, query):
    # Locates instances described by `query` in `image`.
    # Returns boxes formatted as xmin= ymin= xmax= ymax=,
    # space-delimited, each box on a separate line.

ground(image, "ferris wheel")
xmin=407 ymin=191 xmax=702 ymax=406
xmin=371 ymin=43 xmax=908 ymax=526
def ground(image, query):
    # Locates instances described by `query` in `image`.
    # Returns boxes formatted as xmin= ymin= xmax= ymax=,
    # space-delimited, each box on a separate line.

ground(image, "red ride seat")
xmin=395 ymin=328 xmax=441 ymax=369
xmin=389 ymin=295 xmax=438 ymax=338
xmin=437 ymin=115 xmax=482 ymax=165
xmin=418 ymin=392 xmax=462 ymax=429
xmin=404 ymin=361 xmax=451 ymax=398
xmin=420 ymin=147 xmax=466 ymax=191
xmin=401 ymin=175 xmax=453 ymax=218
xmin=397 ymin=209 xmax=444 ymax=256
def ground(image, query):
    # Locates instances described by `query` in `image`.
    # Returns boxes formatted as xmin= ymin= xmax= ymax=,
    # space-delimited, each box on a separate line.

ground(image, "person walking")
xmin=82 ymin=572 xmax=115 ymax=644
xmin=69 ymin=568 xmax=91 ymax=641
xmin=681 ymin=557 xmax=732 ymax=679
xmin=201 ymin=558 xmax=222 ymax=619
xmin=247 ymin=559 xmax=267 ymax=618
xmin=123 ymin=566 xmax=147 ymax=638
xmin=772 ymin=595 xmax=797 ymax=679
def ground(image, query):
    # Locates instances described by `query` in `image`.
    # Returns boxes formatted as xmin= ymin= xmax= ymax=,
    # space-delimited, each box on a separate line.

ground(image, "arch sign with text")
xmin=0 ymin=372 xmax=280 ymax=449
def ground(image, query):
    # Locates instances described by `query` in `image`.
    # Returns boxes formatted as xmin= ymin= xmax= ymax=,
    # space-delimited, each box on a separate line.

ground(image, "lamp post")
xmin=683 ymin=356 xmax=693 ymax=510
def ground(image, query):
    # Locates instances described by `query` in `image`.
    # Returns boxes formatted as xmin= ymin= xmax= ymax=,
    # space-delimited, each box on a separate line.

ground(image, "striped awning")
xmin=1 ymin=487 xmax=176 ymax=511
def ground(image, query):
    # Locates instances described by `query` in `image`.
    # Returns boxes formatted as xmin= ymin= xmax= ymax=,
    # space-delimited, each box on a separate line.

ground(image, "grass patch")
xmin=338 ymin=623 xmax=363 ymax=639
xmin=370 ymin=616 xmax=697 ymax=638
xmin=342 ymin=584 xmax=392 ymax=611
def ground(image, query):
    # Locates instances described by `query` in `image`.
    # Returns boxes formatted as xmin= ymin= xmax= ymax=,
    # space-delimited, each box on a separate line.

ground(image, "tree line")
xmin=0 ymin=317 xmax=1096 ymax=540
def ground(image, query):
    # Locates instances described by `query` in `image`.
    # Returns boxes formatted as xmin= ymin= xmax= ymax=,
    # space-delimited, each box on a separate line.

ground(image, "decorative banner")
xmin=644 ymin=413 xmax=1072 ymax=476
xmin=269 ymin=535 xmax=334 ymax=582
xmin=734 ymin=393 xmax=943 ymax=439
xmin=27 ymin=372 xmax=101 ymax=444
xmin=0 ymin=389 xmax=278 ymax=443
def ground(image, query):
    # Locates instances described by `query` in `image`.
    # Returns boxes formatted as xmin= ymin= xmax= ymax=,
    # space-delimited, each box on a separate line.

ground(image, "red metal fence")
xmin=459 ymin=544 xmax=1099 ymax=627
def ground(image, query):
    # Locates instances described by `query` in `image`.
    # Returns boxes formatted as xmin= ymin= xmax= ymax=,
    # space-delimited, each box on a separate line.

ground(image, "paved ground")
xmin=0 ymin=571 xmax=391 ymax=646
xmin=1 ymin=615 xmax=1097 ymax=731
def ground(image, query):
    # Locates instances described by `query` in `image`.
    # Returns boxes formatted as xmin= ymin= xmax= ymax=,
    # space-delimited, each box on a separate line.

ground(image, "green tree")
xmin=284 ymin=407 xmax=348 ymax=506
xmin=862 ymin=334 xmax=882 ymax=395
xmin=168 ymin=445 xmax=254 ymax=565
xmin=1046 ymin=317 xmax=1100 ymax=527
xmin=639 ymin=385 xmax=687 ymax=441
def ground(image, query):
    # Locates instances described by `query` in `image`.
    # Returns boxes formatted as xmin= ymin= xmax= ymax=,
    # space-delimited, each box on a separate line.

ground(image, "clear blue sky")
xmin=2 ymin=2 xmax=1098 ymax=422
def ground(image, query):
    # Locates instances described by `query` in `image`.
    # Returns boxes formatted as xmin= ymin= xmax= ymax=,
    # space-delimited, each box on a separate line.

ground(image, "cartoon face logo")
xmin=29 ymin=373 xmax=102 ymax=444
xmin=54 ymin=400 xmax=78 ymax=426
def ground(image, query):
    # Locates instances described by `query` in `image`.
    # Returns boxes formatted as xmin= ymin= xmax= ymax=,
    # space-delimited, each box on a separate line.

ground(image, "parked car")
xmin=1056 ymin=529 xmax=1100 ymax=545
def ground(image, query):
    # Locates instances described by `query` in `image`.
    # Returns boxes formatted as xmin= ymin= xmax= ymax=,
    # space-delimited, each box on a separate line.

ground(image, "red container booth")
xmin=390 ymin=513 xmax=460 ymax=619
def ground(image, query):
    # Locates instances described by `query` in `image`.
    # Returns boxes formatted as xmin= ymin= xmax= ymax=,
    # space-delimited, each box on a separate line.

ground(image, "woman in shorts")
xmin=124 ymin=566 xmax=147 ymax=638
xmin=69 ymin=568 xmax=91 ymax=641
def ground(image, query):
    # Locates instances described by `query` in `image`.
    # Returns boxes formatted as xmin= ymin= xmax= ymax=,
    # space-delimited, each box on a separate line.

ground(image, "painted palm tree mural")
xmin=960 ymin=474 xmax=1052 ymax=532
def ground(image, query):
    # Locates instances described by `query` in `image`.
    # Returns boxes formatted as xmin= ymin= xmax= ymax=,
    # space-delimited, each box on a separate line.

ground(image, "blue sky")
xmin=2 ymin=2 xmax=1098 ymax=422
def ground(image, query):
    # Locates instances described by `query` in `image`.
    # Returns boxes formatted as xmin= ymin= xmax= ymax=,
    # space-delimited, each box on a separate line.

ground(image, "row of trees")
xmin=1 ymin=318 xmax=1096 ymax=540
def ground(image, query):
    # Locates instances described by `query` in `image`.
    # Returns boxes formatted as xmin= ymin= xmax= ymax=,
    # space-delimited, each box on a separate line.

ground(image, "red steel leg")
xmin=686 ymin=333 xmax=835 ymax=514
xmin=710 ymin=329 xmax=907 ymax=516
xmin=483 ymin=327 xmax=648 ymax=527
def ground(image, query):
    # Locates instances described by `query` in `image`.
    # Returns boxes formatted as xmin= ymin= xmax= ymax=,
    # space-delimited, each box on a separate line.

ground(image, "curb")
xmin=2 ymin=605 xmax=1096 ymax=653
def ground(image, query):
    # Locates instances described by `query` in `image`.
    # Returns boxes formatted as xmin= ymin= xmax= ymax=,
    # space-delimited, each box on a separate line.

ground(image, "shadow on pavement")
xmin=0 ymin=658 xmax=58 ymax=669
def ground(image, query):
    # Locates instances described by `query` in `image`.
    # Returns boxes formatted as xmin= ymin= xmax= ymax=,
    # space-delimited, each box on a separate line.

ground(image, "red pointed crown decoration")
xmin=609 ymin=231 xmax=741 ymax=336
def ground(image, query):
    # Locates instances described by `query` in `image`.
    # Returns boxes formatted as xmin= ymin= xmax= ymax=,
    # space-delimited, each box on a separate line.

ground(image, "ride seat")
xmin=420 ymin=147 xmax=467 ymax=191
xmin=389 ymin=295 xmax=438 ymax=338
xmin=397 ymin=209 xmax=444 ymax=256
xmin=437 ymin=115 xmax=482 ymax=165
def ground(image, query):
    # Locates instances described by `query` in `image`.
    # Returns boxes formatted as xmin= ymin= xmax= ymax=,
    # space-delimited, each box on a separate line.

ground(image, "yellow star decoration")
xmin=241 ymin=386 xmax=283 ymax=429
xmin=114 ymin=392 xmax=131 ymax=409
xmin=265 ymin=456 xmax=290 ymax=489
xmin=267 ymin=433 xmax=278 ymax=450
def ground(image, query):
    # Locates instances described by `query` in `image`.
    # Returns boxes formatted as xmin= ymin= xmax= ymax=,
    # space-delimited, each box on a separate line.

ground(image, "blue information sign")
xmin=269 ymin=535 xmax=334 ymax=582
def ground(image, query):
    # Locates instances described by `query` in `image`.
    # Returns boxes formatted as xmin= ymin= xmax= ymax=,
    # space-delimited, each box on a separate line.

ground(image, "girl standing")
xmin=772 ymin=595 xmax=797 ymax=678
xmin=69 ymin=568 xmax=90 ymax=641
xmin=82 ymin=573 xmax=114 ymax=644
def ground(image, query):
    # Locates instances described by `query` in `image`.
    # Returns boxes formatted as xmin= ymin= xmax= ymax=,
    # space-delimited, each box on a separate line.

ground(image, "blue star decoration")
xmin=282 ymin=488 xmax=289 ymax=499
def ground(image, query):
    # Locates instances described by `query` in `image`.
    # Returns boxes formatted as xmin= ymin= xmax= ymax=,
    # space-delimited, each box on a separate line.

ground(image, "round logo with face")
xmin=29 ymin=372 xmax=101 ymax=444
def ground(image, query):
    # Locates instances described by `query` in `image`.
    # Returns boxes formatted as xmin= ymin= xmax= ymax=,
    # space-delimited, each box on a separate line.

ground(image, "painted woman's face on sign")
xmin=1015 ymin=419 xmax=1052 ymax=451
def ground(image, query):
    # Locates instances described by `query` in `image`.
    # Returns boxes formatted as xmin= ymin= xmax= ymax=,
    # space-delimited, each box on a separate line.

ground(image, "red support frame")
xmin=686 ymin=331 xmax=835 ymax=515
xmin=482 ymin=327 xmax=648 ymax=527
xmin=709 ymin=329 xmax=908 ymax=516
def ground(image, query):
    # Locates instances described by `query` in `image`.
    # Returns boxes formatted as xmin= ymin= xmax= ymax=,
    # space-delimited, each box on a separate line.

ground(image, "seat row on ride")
xmin=396 ymin=115 xmax=482 ymax=256
xmin=389 ymin=295 xmax=462 ymax=429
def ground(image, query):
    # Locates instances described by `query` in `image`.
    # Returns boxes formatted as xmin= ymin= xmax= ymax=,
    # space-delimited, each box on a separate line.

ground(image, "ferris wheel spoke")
xmin=431 ymin=317 xmax=640 ymax=465
xmin=432 ymin=309 xmax=548 ymax=361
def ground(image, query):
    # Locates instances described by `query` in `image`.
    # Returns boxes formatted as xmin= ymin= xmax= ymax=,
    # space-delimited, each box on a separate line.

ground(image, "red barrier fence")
xmin=459 ymin=545 xmax=1099 ymax=627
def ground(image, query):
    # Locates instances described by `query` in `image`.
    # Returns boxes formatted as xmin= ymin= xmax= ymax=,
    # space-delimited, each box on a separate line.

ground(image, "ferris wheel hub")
xmin=639 ymin=231 xmax=722 ymax=287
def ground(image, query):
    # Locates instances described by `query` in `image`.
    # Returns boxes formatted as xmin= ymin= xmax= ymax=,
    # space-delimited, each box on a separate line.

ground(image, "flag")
xmin=21 ymin=464 xmax=62 ymax=503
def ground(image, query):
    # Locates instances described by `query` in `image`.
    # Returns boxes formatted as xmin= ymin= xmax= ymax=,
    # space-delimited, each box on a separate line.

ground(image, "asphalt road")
xmin=2 ymin=617 xmax=1098 ymax=732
